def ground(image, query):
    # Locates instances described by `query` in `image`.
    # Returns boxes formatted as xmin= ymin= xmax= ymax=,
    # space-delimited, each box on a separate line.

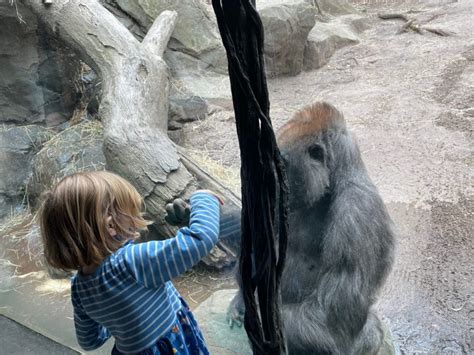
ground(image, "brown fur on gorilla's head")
xmin=277 ymin=102 xmax=346 ymax=148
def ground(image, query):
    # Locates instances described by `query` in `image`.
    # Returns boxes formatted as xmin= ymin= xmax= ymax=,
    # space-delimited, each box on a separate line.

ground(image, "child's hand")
xmin=165 ymin=199 xmax=191 ymax=226
xmin=193 ymin=189 xmax=225 ymax=205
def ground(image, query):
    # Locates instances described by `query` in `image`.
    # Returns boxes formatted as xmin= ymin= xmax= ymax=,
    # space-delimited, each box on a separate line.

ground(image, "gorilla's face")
xmin=281 ymin=137 xmax=330 ymax=210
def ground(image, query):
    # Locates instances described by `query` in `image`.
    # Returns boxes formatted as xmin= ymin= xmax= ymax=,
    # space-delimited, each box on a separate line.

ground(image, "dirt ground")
xmin=180 ymin=0 xmax=473 ymax=353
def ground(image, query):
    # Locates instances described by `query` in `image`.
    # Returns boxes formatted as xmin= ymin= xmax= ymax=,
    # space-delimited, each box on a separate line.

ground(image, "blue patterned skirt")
xmin=112 ymin=298 xmax=209 ymax=355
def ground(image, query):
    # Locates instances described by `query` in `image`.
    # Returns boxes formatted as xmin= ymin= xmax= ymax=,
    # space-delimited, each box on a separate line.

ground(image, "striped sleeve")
xmin=122 ymin=192 xmax=220 ymax=288
xmin=71 ymin=287 xmax=111 ymax=351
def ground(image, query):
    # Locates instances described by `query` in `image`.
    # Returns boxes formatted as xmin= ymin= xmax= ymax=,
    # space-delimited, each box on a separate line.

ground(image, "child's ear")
xmin=106 ymin=216 xmax=117 ymax=237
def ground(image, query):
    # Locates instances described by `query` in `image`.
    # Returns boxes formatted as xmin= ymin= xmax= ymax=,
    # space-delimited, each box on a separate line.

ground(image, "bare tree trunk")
xmin=21 ymin=0 xmax=240 ymax=250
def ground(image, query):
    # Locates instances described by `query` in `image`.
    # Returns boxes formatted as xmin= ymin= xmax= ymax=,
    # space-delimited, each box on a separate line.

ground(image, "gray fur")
xmin=228 ymin=103 xmax=395 ymax=355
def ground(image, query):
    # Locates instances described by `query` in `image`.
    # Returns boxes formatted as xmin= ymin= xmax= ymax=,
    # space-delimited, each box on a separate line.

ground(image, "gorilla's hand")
xmin=165 ymin=198 xmax=190 ymax=226
xmin=227 ymin=293 xmax=245 ymax=329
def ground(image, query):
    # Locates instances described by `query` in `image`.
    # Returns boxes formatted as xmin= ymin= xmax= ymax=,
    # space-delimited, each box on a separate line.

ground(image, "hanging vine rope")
xmin=211 ymin=1 xmax=289 ymax=354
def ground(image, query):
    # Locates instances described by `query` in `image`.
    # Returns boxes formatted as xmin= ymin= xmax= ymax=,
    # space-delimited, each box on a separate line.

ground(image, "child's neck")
xmin=80 ymin=239 xmax=132 ymax=275
xmin=81 ymin=264 xmax=99 ymax=275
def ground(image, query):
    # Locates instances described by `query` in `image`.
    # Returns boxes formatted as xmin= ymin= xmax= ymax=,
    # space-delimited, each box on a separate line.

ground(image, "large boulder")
xmin=0 ymin=1 xmax=78 ymax=125
xmin=0 ymin=125 xmax=53 ymax=219
xmin=257 ymin=0 xmax=316 ymax=77
xmin=167 ymin=80 xmax=210 ymax=142
xmin=27 ymin=120 xmax=106 ymax=205
xmin=304 ymin=14 xmax=368 ymax=71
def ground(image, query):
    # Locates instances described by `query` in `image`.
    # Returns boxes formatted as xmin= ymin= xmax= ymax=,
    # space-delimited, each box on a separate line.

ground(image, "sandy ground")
xmin=181 ymin=0 xmax=473 ymax=353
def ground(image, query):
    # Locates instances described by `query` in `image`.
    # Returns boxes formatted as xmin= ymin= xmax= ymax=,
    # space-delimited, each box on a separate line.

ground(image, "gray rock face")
xmin=258 ymin=0 xmax=316 ymax=77
xmin=0 ymin=2 xmax=78 ymax=125
xmin=304 ymin=15 xmax=368 ymax=71
xmin=0 ymin=125 xmax=52 ymax=219
xmin=111 ymin=0 xmax=227 ymax=73
xmin=27 ymin=120 xmax=106 ymax=205
xmin=0 ymin=3 xmax=41 ymax=124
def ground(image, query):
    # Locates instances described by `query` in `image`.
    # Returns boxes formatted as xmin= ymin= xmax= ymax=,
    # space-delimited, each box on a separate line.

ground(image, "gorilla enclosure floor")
xmin=0 ymin=0 xmax=472 ymax=354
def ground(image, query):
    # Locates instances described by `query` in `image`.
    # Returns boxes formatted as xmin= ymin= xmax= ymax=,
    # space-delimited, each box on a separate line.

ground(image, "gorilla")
xmin=225 ymin=102 xmax=395 ymax=355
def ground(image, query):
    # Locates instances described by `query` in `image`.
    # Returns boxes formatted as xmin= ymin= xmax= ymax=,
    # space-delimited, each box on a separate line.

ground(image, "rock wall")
xmin=258 ymin=0 xmax=316 ymax=77
xmin=101 ymin=0 xmax=227 ymax=74
xmin=0 ymin=2 xmax=43 ymax=124
xmin=0 ymin=1 xmax=78 ymax=125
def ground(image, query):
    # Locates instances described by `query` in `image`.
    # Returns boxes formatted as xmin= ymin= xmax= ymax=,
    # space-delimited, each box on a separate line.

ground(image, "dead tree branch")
xmin=143 ymin=11 xmax=178 ymax=58
xmin=378 ymin=12 xmax=452 ymax=37
xmin=378 ymin=13 xmax=409 ymax=21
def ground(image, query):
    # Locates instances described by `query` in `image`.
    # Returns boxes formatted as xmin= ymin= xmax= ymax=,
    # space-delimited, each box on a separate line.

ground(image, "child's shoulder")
xmin=110 ymin=240 xmax=134 ymax=261
xmin=108 ymin=239 xmax=143 ymax=268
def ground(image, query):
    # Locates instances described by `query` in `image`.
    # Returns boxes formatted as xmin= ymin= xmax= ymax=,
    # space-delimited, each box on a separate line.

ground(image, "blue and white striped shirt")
xmin=70 ymin=192 xmax=220 ymax=353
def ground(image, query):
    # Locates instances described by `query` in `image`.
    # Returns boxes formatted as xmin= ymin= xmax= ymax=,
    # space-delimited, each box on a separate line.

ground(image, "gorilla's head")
xmin=277 ymin=102 xmax=348 ymax=210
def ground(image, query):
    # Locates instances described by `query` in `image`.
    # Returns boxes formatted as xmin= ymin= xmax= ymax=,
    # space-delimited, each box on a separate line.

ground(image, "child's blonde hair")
xmin=39 ymin=171 xmax=149 ymax=271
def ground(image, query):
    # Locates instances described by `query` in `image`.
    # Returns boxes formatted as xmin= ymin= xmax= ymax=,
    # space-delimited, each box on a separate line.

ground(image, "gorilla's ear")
xmin=308 ymin=143 xmax=325 ymax=162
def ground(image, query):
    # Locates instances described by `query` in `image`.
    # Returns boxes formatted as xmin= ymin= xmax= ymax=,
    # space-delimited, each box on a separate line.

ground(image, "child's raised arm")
xmin=120 ymin=191 xmax=221 ymax=288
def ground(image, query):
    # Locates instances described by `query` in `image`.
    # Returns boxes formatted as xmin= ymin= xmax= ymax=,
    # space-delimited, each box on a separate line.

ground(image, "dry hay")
xmin=187 ymin=148 xmax=241 ymax=195
xmin=0 ymin=211 xmax=34 ymax=240
xmin=0 ymin=211 xmax=43 ymax=284
xmin=0 ymin=211 xmax=71 ymax=295
xmin=38 ymin=118 xmax=103 ymax=151
xmin=32 ymin=119 xmax=105 ymax=196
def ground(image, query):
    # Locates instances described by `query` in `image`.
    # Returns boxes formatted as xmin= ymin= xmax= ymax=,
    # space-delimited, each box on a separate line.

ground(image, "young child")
xmin=39 ymin=171 xmax=222 ymax=354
